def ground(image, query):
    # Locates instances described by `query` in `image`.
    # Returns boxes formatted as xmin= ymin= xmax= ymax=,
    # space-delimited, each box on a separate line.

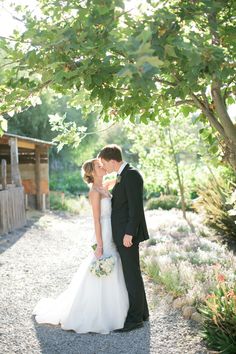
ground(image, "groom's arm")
xmin=124 ymin=170 xmax=143 ymax=240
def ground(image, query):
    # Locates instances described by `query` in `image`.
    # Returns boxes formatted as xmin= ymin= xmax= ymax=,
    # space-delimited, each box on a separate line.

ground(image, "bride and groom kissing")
xmin=33 ymin=144 xmax=149 ymax=334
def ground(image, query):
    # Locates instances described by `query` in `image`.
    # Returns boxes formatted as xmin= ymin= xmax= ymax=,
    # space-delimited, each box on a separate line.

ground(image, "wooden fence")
xmin=0 ymin=187 xmax=26 ymax=235
xmin=0 ymin=158 xmax=26 ymax=235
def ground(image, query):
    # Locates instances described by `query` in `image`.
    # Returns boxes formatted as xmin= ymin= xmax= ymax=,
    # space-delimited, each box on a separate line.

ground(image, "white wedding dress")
xmin=32 ymin=196 xmax=129 ymax=334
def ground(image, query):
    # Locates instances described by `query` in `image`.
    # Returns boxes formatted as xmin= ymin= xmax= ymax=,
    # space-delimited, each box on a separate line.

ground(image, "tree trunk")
xmin=191 ymin=92 xmax=236 ymax=172
xmin=168 ymin=128 xmax=187 ymax=219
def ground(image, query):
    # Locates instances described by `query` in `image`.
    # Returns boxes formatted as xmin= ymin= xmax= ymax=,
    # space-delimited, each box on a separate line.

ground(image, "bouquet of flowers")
xmin=89 ymin=255 xmax=115 ymax=277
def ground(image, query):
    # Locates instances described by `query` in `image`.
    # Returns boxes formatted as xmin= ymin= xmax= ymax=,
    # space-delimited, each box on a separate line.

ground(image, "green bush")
xmin=50 ymin=193 xmax=90 ymax=214
xmin=146 ymin=195 xmax=179 ymax=210
xmin=193 ymin=176 xmax=236 ymax=239
xmin=50 ymin=192 xmax=69 ymax=211
xmin=145 ymin=195 xmax=192 ymax=211
xmin=49 ymin=170 xmax=89 ymax=195
xmin=199 ymin=278 xmax=236 ymax=353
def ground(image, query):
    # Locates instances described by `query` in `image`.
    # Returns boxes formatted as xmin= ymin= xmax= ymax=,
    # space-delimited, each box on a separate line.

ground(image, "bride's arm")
xmin=89 ymin=190 xmax=103 ymax=258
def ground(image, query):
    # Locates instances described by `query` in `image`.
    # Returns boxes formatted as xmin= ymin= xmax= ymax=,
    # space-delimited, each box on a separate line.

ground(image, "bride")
xmin=32 ymin=158 xmax=129 ymax=334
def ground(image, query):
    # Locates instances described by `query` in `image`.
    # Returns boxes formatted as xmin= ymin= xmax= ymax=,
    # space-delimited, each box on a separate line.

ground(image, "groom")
xmin=98 ymin=144 xmax=149 ymax=332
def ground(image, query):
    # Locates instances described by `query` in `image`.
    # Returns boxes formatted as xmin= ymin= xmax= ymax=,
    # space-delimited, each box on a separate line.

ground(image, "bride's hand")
xmin=94 ymin=246 xmax=103 ymax=259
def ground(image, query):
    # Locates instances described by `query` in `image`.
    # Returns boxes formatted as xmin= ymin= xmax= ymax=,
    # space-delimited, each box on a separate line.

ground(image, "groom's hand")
xmin=123 ymin=234 xmax=133 ymax=247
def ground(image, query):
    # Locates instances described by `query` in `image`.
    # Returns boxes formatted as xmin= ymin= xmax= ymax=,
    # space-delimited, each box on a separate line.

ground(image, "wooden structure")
xmin=0 ymin=133 xmax=54 ymax=234
xmin=0 ymin=186 xmax=26 ymax=235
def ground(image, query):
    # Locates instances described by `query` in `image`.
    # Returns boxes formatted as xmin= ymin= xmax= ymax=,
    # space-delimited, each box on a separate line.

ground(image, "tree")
xmin=126 ymin=113 xmax=202 ymax=220
xmin=0 ymin=0 xmax=236 ymax=168
xmin=7 ymin=91 xmax=100 ymax=169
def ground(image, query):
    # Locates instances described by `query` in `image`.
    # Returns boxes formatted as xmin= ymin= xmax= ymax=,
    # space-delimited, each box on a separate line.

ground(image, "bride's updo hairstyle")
xmin=81 ymin=158 xmax=97 ymax=184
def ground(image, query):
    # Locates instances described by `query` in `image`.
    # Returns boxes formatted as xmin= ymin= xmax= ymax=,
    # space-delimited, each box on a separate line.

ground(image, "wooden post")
xmin=9 ymin=138 xmax=22 ymax=187
xmin=25 ymin=193 xmax=29 ymax=210
xmin=35 ymin=146 xmax=41 ymax=210
xmin=42 ymin=193 xmax=46 ymax=212
xmin=1 ymin=159 xmax=7 ymax=190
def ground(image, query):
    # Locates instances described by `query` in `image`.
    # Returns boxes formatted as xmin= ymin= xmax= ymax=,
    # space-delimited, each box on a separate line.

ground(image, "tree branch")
xmin=0 ymin=80 xmax=52 ymax=116
xmin=190 ymin=93 xmax=228 ymax=140
xmin=154 ymin=76 xmax=177 ymax=87
xmin=211 ymin=76 xmax=236 ymax=143
xmin=223 ymin=75 xmax=236 ymax=104
xmin=0 ymin=4 xmax=24 ymax=23
xmin=175 ymin=99 xmax=194 ymax=106
xmin=0 ymin=59 xmax=21 ymax=69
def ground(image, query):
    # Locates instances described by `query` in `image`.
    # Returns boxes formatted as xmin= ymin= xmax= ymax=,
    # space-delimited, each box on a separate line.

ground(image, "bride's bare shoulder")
xmin=88 ymin=187 xmax=100 ymax=202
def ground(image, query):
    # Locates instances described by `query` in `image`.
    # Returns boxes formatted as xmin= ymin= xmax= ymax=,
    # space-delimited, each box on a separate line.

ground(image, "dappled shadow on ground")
xmin=32 ymin=319 xmax=151 ymax=354
xmin=0 ymin=227 xmax=27 ymax=255
xmin=0 ymin=209 xmax=83 ymax=255
xmin=220 ymin=237 xmax=236 ymax=255
xmin=0 ymin=210 xmax=43 ymax=255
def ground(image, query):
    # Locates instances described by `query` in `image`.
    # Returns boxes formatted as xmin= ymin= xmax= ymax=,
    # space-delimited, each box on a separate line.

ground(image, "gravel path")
xmin=0 ymin=211 xmax=209 ymax=354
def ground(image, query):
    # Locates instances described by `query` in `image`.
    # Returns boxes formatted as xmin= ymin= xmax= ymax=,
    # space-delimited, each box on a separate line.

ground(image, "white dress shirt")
xmin=117 ymin=161 xmax=128 ymax=175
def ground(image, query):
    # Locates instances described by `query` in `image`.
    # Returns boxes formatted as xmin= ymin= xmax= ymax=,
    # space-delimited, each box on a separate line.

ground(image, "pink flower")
xmin=217 ymin=274 xmax=225 ymax=283
xmin=213 ymin=263 xmax=221 ymax=270
xmin=227 ymin=290 xmax=235 ymax=298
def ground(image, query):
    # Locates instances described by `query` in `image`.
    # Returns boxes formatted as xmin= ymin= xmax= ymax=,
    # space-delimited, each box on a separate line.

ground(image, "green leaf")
xmin=136 ymin=55 xmax=164 ymax=68
xmin=136 ymin=28 xmax=152 ymax=43
xmin=182 ymin=106 xmax=194 ymax=117
xmin=136 ymin=42 xmax=155 ymax=56
xmin=0 ymin=116 xmax=8 ymax=134
xmin=164 ymin=44 xmax=177 ymax=58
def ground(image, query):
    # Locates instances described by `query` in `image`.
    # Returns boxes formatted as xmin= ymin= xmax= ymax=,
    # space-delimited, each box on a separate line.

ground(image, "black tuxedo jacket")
xmin=111 ymin=164 xmax=149 ymax=246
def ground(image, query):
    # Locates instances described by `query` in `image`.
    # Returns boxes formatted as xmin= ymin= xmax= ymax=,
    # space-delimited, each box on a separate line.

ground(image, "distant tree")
xmin=126 ymin=113 xmax=203 ymax=219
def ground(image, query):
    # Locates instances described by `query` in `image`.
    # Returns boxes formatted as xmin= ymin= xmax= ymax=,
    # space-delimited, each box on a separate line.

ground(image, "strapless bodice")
xmin=100 ymin=197 xmax=112 ymax=219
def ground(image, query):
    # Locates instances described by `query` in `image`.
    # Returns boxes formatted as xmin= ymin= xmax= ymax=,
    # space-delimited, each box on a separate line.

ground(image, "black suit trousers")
xmin=117 ymin=243 xmax=149 ymax=324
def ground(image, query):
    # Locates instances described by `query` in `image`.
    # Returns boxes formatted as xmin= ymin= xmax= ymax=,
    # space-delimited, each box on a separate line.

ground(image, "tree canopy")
xmin=1 ymin=0 xmax=236 ymax=167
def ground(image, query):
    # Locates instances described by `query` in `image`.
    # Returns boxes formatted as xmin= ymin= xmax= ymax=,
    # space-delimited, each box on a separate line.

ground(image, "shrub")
xmin=49 ymin=170 xmax=89 ymax=195
xmin=147 ymin=238 xmax=157 ymax=247
xmin=50 ymin=193 xmax=90 ymax=214
xmin=146 ymin=195 xmax=180 ymax=210
xmin=193 ymin=176 xmax=236 ymax=239
xmin=146 ymin=195 xmax=192 ymax=211
xmin=142 ymin=254 xmax=185 ymax=297
xmin=200 ymin=276 xmax=236 ymax=353
xmin=50 ymin=192 xmax=69 ymax=211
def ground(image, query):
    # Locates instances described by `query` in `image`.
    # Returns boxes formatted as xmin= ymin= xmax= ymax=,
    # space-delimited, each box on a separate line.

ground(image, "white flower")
xmin=89 ymin=256 xmax=115 ymax=277
xmin=178 ymin=261 xmax=196 ymax=287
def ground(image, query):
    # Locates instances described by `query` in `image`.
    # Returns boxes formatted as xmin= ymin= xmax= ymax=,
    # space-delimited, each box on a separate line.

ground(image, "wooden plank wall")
xmin=0 ymin=187 xmax=26 ymax=235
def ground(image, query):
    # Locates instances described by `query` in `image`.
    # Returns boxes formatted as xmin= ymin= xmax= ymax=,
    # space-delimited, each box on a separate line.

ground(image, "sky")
xmin=0 ymin=0 xmax=145 ymax=37
xmin=0 ymin=0 xmax=37 ymax=36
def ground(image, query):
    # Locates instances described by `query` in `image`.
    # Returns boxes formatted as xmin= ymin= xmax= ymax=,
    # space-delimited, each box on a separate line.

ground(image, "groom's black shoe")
xmin=114 ymin=321 xmax=143 ymax=332
xmin=143 ymin=315 xmax=149 ymax=322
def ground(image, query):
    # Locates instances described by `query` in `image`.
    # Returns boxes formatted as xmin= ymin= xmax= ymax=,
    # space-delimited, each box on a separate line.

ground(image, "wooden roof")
xmin=2 ymin=133 xmax=55 ymax=147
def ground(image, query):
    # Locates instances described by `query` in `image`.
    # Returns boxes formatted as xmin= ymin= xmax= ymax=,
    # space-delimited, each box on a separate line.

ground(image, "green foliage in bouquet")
xmin=200 ymin=276 xmax=236 ymax=354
